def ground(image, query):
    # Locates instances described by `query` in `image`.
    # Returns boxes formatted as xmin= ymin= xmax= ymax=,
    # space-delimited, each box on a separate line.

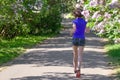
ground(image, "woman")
xmin=70 ymin=9 xmax=89 ymax=78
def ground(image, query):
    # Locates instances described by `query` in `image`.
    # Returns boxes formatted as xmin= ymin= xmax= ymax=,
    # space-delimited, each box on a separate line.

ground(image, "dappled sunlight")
xmin=83 ymin=68 xmax=112 ymax=75
xmin=26 ymin=47 xmax=105 ymax=53
xmin=26 ymin=47 xmax=72 ymax=52
xmin=0 ymin=18 xmax=113 ymax=80
xmin=0 ymin=64 xmax=112 ymax=80
xmin=83 ymin=50 xmax=111 ymax=69
xmin=10 ymin=74 xmax=111 ymax=80
xmin=0 ymin=0 xmax=118 ymax=79
xmin=10 ymin=49 xmax=73 ymax=67
xmin=8 ymin=47 xmax=111 ymax=70
xmin=0 ymin=65 xmax=74 ymax=80
xmin=85 ymin=47 xmax=106 ymax=52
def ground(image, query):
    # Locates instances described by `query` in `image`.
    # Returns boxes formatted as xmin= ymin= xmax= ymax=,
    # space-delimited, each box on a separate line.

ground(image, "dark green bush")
xmin=1 ymin=0 xmax=72 ymax=39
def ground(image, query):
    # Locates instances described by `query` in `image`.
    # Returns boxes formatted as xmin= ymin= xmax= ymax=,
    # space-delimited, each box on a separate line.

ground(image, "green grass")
xmin=105 ymin=43 xmax=120 ymax=79
xmin=0 ymin=34 xmax=54 ymax=65
xmin=65 ymin=13 xmax=74 ymax=19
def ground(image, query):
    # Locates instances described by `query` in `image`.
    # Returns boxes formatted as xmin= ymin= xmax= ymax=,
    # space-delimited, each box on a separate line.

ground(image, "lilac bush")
xmin=80 ymin=0 xmax=120 ymax=43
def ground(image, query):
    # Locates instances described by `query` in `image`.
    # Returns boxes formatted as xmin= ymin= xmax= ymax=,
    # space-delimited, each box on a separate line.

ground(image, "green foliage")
xmin=0 ymin=0 xmax=66 ymax=39
xmin=0 ymin=48 xmax=24 ymax=65
xmin=116 ymin=72 xmax=120 ymax=80
xmin=0 ymin=35 xmax=50 ymax=65
xmin=104 ymin=21 xmax=120 ymax=40
xmin=61 ymin=0 xmax=76 ymax=13
xmin=87 ymin=21 xmax=94 ymax=28
xmin=105 ymin=43 xmax=120 ymax=79
xmin=102 ymin=8 xmax=120 ymax=41
xmin=0 ymin=0 xmax=78 ymax=65
xmin=106 ymin=44 xmax=120 ymax=58
xmin=86 ymin=2 xmax=120 ymax=42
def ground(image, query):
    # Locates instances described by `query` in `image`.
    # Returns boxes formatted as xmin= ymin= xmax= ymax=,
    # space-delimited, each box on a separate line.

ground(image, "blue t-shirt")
xmin=72 ymin=18 xmax=87 ymax=39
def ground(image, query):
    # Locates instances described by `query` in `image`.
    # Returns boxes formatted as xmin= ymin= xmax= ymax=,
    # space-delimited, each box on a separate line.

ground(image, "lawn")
xmin=0 ymin=35 xmax=54 ymax=65
xmin=105 ymin=43 xmax=120 ymax=79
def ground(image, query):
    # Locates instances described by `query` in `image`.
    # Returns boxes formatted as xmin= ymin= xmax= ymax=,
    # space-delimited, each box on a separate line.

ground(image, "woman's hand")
xmin=85 ymin=27 xmax=90 ymax=33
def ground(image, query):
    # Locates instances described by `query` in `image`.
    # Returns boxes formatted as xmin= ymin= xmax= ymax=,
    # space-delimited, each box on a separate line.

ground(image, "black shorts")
xmin=72 ymin=38 xmax=85 ymax=46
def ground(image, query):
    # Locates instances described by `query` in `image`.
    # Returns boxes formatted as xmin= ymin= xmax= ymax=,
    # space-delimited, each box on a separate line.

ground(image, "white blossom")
xmin=34 ymin=0 xmax=43 ymax=10
xmin=89 ymin=0 xmax=98 ymax=7
xmin=118 ymin=19 xmax=120 ymax=23
xmin=92 ymin=11 xmax=100 ymax=19
xmin=98 ymin=29 xmax=105 ymax=34
xmin=109 ymin=0 xmax=120 ymax=8
xmin=96 ymin=14 xmax=102 ymax=19
xmin=75 ymin=4 xmax=81 ymax=8
xmin=114 ymin=38 xmax=120 ymax=43
xmin=97 ymin=21 xmax=104 ymax=29
xmin=104 ymin=12 xmax=111 ymax=19
xmin=81 ymin=10 xmax=90 ymax=19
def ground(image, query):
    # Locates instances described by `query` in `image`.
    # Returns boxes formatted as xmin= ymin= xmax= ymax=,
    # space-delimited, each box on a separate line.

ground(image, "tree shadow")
xmin=10 ymin=49 xmax=73 ymax=67
xmin=9 ymin=21 xmax=110 ymax=69
xmin=1 ymin=19 xmax=113 ymax=80
xmin=10 ymin=49 xmax=111 ymax=70
xmin=33 ymin=33 xmax=104 ymax=49
xmin=11 ymin=72 xmax=112 ymax=80
xmin=83 ymin=51 xmax=111 ymax=69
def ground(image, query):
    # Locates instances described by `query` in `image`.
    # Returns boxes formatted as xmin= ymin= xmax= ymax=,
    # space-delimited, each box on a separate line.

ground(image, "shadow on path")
xmin=11 ymin=74 xmax=111 ymax=80
xmin=0 ymin=19 xmax=113 ymax=80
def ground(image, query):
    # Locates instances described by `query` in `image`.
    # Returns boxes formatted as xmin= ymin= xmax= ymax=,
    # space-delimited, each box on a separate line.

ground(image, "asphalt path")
xmin=0 ymin=19 xmax=113 ymax=80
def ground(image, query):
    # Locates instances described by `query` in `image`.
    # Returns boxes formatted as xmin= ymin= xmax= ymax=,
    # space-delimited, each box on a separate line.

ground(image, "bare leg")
xmin=78 ymin=46 xmax=84 ymax=73
xmin=73 ymin=46 xmax=78 ymax=72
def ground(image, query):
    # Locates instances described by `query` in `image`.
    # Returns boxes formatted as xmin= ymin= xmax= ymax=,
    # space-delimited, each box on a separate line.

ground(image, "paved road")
xmin=0 ymin=19 xmax=113 ymax=80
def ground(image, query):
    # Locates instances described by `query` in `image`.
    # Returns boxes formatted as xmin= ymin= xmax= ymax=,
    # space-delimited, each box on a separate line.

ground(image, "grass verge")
xmin=105 ymin=43 xmax=120 ymax=79
xmin=0 ymin=34 xmax=55 ymax=65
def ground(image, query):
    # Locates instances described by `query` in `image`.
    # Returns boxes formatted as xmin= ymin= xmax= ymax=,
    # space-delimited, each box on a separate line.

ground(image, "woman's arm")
xmin=70 ymin=23 xmax=76 ymax=36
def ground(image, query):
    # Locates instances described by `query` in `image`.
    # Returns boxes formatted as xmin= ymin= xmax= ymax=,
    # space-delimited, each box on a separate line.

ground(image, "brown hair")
xmin=73 ymin=9 xmax=83 ymax=18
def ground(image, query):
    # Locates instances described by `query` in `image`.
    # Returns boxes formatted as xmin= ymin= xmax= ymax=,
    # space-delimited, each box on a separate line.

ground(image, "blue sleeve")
xmin=72 ymin=20 xmax=76 ymax=24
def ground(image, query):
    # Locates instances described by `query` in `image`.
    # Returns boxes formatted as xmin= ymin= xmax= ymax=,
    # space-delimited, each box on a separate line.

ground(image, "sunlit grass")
xmin=115 ymin=68 xmax=120 ymax=79
xmin=64 ymin=13 xmax=74 ymax=19
xmin=105 ymin=43 xmax=120 ymax=79
xmin=0 ymin=35 xmax=54 ymax=65
xmin=105 ymin=44 xmax=120 ymax=62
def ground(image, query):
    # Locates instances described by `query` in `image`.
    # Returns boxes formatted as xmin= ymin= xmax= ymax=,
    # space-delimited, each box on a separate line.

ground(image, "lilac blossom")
xmin=81 ymin=10 xmax=90 ymax=20
xmin=114 ymin=39 xmax=120 ymax=43
xmin=94 ymin=21 xmax=105 ymax=34
xmin=75 ymin=4 xmax=80 ymax=9
xmin=34 ymin=0 xmax=43 ymax=10
xmin=76 ymin=0 xmax=84 ymax=3
xmin=96 ymin=14 xmax=102 ymax=19
xmin=118 ymin=19 xmax=120 ymax=23
xmin=109 ymin=0 xmax=120 ymax=8
xmin=98 ymin=29 xmax=105 ymax=34
xmin=97 ymin=21 xmax=104 ymax=29
xmin=92 ymin=11 xmax=100 ymax=19
xmin=104 ymin=12 xmax=111 ymax=19
xmin=89 ymin=0 xmax=98 ymax=7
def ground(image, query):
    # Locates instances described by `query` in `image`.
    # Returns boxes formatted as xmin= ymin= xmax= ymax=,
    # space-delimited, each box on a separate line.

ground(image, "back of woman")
xmin=70 ymin=9 xmax=88 ymax=78
xmin=72 ymin=18 xmax=87 ymax=39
